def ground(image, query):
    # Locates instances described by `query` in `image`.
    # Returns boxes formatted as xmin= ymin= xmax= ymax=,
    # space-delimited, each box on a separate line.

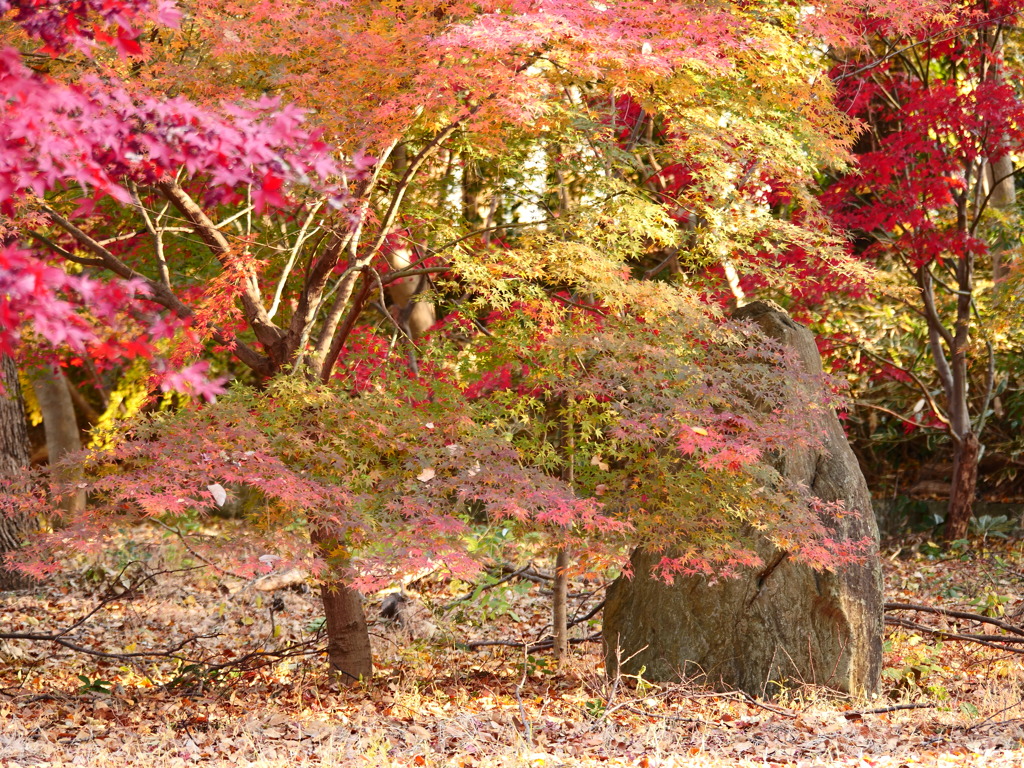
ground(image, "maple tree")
xmin=822 ymin=1 xmax=1024 ymax=541
xmin=0 ymin=0 xmax=957 ymax=682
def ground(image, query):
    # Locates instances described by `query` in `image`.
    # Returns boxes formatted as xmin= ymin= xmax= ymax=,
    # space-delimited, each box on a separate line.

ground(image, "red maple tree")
xmin=823 ymin=1 xmax=1024 ymax=540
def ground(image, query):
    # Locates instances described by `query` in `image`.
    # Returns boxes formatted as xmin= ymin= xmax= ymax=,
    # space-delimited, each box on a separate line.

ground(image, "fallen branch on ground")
xmin=844 ymin=703 xmax=936 ymax=718
xmin=885 ymin=616 xmax=1024 ymax=654
xmin=0 ymin=629 xmax=218 ymax=661
xmin=465 ymin=631 xmax=601 ymax=653
xmin=0 ymin=563 xmax=215 ymax=662
xmin=163 ymin=637 xmax=327 ymax=690
xmin=885 ymin=602 xmax=1024 ymax=637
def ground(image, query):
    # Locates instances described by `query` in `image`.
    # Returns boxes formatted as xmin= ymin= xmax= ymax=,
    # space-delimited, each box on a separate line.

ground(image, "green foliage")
xmin=76 ymin=674 xmax=113 ymax=695
xmin=882 ymin=636 xmax=948 ymax=700
xmin=970 ymin=515 xmax=1016 ymax=541
xmin=459 ymin=578 xmax=531 ymax=625
xmin=970 ymin=587 xmax=1011 ymax=619
xmin=523 ymin=654 xmax=556 ymax=677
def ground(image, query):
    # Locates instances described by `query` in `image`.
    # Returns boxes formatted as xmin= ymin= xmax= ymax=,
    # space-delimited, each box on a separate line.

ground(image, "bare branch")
xmin=40 ymin=206 xmax=191 ymax=314
xmin=298 ymin=142 xmax=398 ymax=373
xmin=832 ymin=11 xmax=1020 ymax=82
xmin=886 ymin=617 xmax=1024 ymax=654
xmin=317 ymin=274 xmax=374 ymax=381
xmin=427 ymin=218 xmax=551 ymax=257
xmin=377 ymin=265 xmax=452 ymax=287
xmin=830 ymin=340 xmax=950 ymax=426
xmin=269 ymin=201 xmax=323 ymax=320
xmin=918 ymin=265 xmax=956 ymax=398
xmin=215 ymin=205 xmax=255 ymax=231
xmin=858 ymin=402 xmax=947 ymax=430
xmin=0 ymin=631 xmax=217 ymax=660
xmin=27 ymin=230 xmax=105 ymax=267
xmin=129 ymin=182 xmax=173 ymax=290
xmin=464 ymin=632 xmax=600 ymax=653
xmin=157 ymin=181 xmax=283 ymax=355
xmin=41 ymin=204 xmax=272 ymax=377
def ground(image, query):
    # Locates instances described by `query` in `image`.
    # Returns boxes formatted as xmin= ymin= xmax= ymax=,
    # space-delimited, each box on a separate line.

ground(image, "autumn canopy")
xmin=2 ymin=0 xmax=1023 ymax=684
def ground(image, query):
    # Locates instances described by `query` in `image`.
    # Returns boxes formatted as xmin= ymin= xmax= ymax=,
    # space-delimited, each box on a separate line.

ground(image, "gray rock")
xmin=379 ymin=591 xmax=438 ymax=641
xmin=602 ymin=301 xmax=883 ymax=698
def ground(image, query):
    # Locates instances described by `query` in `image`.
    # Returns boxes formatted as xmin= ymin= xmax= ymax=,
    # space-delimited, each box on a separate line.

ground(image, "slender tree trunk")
xmin=29 ymin=363 xmax=85 ymax=519
xmin=311 ymin=528 xmax=372 ymax=683
xmin=918 ymin=186 xmax=982 ymax=543
xmin=552 ymin=547 xmax=570 ymax=664
xmin=0 ymin=357 xmax=34 ymax=590
xmin=944 ymin=432 xmax=980 ymax=541
xmin=382 ymin=144 xmax=436 ymax=343
xmin=383 ymin=241 xmax=436 ymax=342
xmin=462 ymin=153 xmax=486 ymax=228
xmin=553 ymin=412 xmax=574 ymax=665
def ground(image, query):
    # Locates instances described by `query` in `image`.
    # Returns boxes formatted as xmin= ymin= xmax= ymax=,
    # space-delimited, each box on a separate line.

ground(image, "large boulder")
xmin=602 ymin=301 xmax=883 ymax=698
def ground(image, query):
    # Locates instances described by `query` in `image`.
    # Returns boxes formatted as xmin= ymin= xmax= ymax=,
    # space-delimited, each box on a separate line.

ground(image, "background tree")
xmin=0 ymin=356 xmax=34 ymax=590
xmin=822 ymin=2 xmax=1024 ymax=539
xmin=28 ymin=362 xmax=86 ymax=515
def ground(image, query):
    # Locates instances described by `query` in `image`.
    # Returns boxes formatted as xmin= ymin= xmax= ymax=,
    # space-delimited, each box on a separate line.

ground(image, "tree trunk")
xmin=0 ymin=356 xmax=34 ymax=590
xmin=552 ymin=548 xmax=570 ymax=664
xmin=29 ymin=363 xmax=85 ymax=518
xmin=320 ymin=580 xmax=373 ymax=683
xmin=383 ymin=241 xmax=436 ymax=342
xmin=311 ymin=528 xmax=372 ymax=683
xmin=553 ymin=412 xmax=575 ymax=665
xmin=944 ymin=432 xmax=980 ymax=541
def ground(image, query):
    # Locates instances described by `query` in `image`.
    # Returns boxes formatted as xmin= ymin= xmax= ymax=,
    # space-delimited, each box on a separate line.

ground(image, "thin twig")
xmin=615 ymin=705 xmax=713 ymax=726
xmin=964 ymin=702 xmax=1024 ymax=733
xmin=0 ymin=630 xmax=217 ymax=661
xmin=149 ymin=518 xmax=250 ymax=580
xmin=832 ymin=12 xmax=1020 ymax=82
xmin=442 ymin=564 xmax=536 ymax=609
xmin=739 ymin=691 xmax=795 ymax=717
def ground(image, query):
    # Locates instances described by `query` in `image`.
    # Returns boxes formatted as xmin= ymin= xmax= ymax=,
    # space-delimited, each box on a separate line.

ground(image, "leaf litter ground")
xmin=2 ymin=524 xmax=1024 ymax=767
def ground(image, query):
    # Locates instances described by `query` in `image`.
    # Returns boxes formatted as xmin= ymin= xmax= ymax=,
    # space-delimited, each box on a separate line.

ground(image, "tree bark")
xmin=0 ymin=357 xmax=35 ymax=590
xmin=320 ymin=581 xmax=372 ymax=683
xmin=311 ymin=529 xmax=372 ymax=683
xmin=383 ymin=241 xmax=436 ymax=342
xmin=29 ymin=363 xmax=85 ymax=518
xmin=944 ymin=432 xmax=980 ymax=541
xmin=553 ymin=411 xmax=575 ymax=665
xmin=552 ymin=548 xmax=570 ymax=664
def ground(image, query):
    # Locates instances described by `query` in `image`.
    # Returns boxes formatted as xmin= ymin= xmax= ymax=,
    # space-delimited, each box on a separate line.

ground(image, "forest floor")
xmin=2 ymin=525 xmax=1024 ymax=767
